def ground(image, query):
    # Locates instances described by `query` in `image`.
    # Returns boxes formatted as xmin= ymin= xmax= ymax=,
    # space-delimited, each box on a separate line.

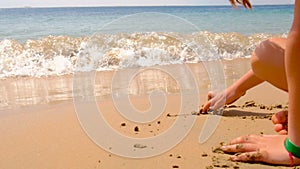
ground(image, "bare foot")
xmin=272 ymin=110 xmax=288 ymax=135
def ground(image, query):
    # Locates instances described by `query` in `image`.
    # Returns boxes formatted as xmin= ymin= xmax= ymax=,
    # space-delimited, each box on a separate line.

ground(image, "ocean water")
xmin=0 ymin=5 xmax=294 ymax=78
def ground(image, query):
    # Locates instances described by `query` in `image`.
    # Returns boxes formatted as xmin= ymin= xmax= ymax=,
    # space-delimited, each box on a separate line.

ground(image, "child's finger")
xmin=242 ymin=0 xmax=252 ymax=9
xmin=230 ymin=151 xmax=264 ymax=162
xmin=221 ymin=143 xmax=257 ymax=153
xmin=271 ymin=110 xmax=288 ymax=124
xmin=229 ymin=134 xmax=262 ymax=144
xmin=274 ymin=124 xmax=286 ymax=133
xmin=229 ymin=0 xmax=238 ymax=8
xmin=278 ymin=130 xmax=288 ymax=135
xmin=207 ymin=91 xmax=214 ymax=100
xmin=202 ymin=100 xmax=211 ymax=113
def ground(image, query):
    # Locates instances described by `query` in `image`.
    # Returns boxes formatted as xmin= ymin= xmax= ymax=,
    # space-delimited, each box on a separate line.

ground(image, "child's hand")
xmin=202 ymin=88 xmax=245 ymax=113
xmin=202 ymin=90 xmax=226 ymax=113
xmin=221 ymin=134 xmax=300 ymax=165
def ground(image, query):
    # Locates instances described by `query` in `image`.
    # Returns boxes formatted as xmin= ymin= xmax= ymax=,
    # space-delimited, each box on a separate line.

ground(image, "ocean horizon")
xmin=0 ymin=4 xmax=293 ymax=8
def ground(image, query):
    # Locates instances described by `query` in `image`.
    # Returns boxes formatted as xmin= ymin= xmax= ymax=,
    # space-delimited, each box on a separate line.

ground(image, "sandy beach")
xmin=0 ymin=58 xmax=292 ymax=169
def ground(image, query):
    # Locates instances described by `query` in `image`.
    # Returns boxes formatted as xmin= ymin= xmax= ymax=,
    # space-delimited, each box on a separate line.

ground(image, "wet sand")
xmin=0 ymin=58 xmax=291 ymax=169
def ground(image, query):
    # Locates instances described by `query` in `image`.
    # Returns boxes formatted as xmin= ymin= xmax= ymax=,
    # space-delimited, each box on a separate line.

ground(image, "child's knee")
xmin=250 ymin=52 xmax=261 ymax=74
xmin=250 ymin=39 xmax=273 ymax=74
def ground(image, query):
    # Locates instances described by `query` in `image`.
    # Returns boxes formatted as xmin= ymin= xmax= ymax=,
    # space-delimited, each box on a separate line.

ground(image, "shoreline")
xmin=1 ymin=59 xmax=251 ymax=111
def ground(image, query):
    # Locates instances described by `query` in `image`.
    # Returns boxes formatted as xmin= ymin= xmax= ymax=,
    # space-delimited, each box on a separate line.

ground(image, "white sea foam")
xmin=0 ymin=32 xmax=284 ymax=78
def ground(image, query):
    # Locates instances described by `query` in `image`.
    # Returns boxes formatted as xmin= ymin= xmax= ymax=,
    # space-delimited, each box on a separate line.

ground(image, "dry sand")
xmin=0 ymin=58 xmax=293 ymax=169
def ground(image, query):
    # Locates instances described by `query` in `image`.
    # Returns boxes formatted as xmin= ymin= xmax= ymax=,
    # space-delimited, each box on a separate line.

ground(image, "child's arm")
xmin=202 ymin=70 xmax=263 ymax=112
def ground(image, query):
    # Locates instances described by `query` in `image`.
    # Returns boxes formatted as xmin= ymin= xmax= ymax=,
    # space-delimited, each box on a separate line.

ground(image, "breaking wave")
xmin=0 ymin=31 xmax=285 ymax=78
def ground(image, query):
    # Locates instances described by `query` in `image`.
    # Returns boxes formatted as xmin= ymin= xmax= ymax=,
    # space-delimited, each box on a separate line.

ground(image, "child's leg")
xmin=251 ymin=38 xmax=288 ymax=134
xmin=251 ymin=38 xmax=288 ymax=92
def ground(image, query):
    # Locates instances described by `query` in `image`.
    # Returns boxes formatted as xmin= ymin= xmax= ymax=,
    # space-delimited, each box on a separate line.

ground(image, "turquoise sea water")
xmin=0 ymin=5 xmax=293 ymax=41
xmin=0 ymin=5 xmax=294 ymax=77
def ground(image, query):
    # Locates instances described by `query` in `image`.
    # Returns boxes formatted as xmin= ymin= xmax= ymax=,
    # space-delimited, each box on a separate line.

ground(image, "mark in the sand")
xmin=207 ymin=163 xmax=239 ymax=169
xmin=133 ymin=143 xmax=147 ymax=149
xmin=227 ymin=105 xmax=238 ymax=108
xmin=134 ymin=126 xmax=139 ymax=132
xmin=212 ymin=142 xmax=226 ymax=154
xmin=224 ymin=101 xmax=288 ymax=113
xmin=166 ymin=112 xmax=194 ymax=117
xmin=212 ymin=147 xmax=225 ymax=154
xmin=239 ymin=114 xmax=273 ymax=120
xmin=191 ymin=111 xmax=201 ymax=116
xmin=168 ymin=153 xmax=183 ymax=159
xmin=166 ymin=111 xmax=203 ymax=118
xmin=172 ymin=165 xmax=179 ymax=168
xmin=242 ymin=100 xmax=256 ymax=108
xmin=211 ymin=155 xmax=239 ymax=168
xmin=259 ymin=105 xmax=266 ymax=109
xmin=121 ymin=122 xmax=126 ymax=127
xmin=201 ymin=152 xmax=208 ymax=157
